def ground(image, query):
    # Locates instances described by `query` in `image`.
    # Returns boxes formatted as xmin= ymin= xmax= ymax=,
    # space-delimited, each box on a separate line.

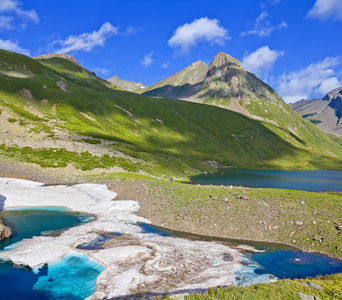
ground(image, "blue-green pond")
xmin=0 ymin=208 xmax=103 ymax=299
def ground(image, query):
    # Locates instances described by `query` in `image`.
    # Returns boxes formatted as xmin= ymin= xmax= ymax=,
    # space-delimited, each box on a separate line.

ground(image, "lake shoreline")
xmin=1 ymin=159 xmax=341 ymax=261
xmin=1 ymin=178 xmax=278 ymax=299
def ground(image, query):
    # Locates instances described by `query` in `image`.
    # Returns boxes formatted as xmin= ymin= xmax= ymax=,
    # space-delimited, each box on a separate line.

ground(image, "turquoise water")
xmin=0 ymin=207 xmax=93 ymax=251
xmin=191 ymin=169 xmax=342 ymax=191
xmin=33 ymin=253 xmax=105 ymax=299
xmin=0 ymin=208 xmax=103 ymax=299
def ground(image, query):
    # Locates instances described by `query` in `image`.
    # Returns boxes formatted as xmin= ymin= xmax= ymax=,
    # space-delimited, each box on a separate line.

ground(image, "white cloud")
xmin=92 ymin=67 xmax=111 ymax=76
xmin=161 ymin=62 xmax=170 ymax=69
xmin=125 ymin=26 xmax=142 ymax=35
xmin=242 ymin=46 xmax=284 ymax=80
xmin=276 ymin=57 xmax=342 ymax=103
xmin=307 ymin=0 xmax=342 ymax=21
xmin=168 ymin=17 xmax=229 ymax=54
xmin=0 ymin=39 xmax=30 ymax=55
xmin=0 ymin=0 xmax=18 ymax=12
xmin=315 ymin=77 xmax=341 ymax=95
xmin=241 ymin=11 xmax=287 ymax=37
xmin=0 ymin=0 xmax=39 ymax=24
xmin=55 ymin=22 xmax=118 ymax=53
xmin=141 ymin=52 xmax=154 ymax=67
xmin=0 ymin=15 xmax=13 ymax=29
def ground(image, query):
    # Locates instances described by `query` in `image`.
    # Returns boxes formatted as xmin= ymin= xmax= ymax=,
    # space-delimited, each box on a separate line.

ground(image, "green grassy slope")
xmin=170 ymin=274 xmax=342 ymax=300
xmin=1 ymin=49 xmax=342 ymax=177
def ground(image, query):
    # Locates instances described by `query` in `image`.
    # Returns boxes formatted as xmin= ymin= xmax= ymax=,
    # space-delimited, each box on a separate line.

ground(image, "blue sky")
xmin=0 ymin=0 xmax=341 ymax=103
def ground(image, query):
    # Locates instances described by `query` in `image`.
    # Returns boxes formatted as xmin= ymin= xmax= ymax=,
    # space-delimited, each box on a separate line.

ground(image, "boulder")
xmin=0 ymin=220 xmax=12 ymax=240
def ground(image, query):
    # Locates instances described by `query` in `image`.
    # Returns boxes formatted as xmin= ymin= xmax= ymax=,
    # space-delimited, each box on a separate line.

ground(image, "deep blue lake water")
xmin=0 ymin=208 xmax=103 ymax=299
xmin=191 ymin=169 xmax=342 ymax=191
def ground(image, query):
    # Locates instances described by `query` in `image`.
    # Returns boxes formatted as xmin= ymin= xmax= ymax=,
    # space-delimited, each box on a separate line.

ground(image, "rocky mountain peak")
xmin=323 ymin=86 xmax=342 ymax=121
xmin=34 ymin=53 xmax=84 ymax=69
xmin=323 ymin=86 xmax=342 ymax=102
xmin=211 ymin=52 xmax=243 ymax=69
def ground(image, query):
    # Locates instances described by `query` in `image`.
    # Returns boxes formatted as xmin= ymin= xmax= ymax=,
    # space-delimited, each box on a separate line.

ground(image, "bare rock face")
xmin=323 ymin=86 xmax=342 ymax=121
xmin=291 ymin=86 xmax=342 ymax=137
xmin=0 ymin=220 xmax=12 ymax=240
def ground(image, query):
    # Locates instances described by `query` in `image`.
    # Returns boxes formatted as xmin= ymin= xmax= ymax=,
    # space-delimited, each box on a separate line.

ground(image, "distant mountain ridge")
xmin=1 ymin=48 xmax=342 ymax=177
xmin=290 ymin=86 xmax=342 ymax=137
xmin=34 ymin=53 xmax=85 ymax=69
xmin=107 ymin=75 xmax=147 ymax=92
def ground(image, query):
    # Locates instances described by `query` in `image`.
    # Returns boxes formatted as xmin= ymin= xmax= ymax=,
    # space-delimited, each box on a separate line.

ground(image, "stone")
xmin=308 ymin=282 xmax=323 ymax=290
xmin=0 ymin=220 xmax=12 ymax=240
xmin=297 ymin=292 xmax=321 ymax=300
xmin=337 ymin=225 xmax=342 ymax=231
xmin=300 ymin=282 xmax=324 ymax=290
xmin=295 ymin=221 xmax=303 ymax=226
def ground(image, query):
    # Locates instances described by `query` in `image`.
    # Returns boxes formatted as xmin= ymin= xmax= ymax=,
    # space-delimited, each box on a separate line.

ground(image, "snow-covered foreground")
xmin=0 ymin=178 xmax=273 ymax=299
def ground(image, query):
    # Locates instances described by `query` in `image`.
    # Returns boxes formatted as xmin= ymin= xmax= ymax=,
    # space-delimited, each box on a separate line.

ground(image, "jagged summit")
xmin=144 ymin=51 xmax=287 ymax=123
xmin=291 ymin=86 xmax=342 ymax=137
xmin=323 ymin=86 xmax=342 ymax=102
xmin=211 ymin=52 xmax=243 ymax=69
xmin=34 ymin=53 xmax=84 ymax=69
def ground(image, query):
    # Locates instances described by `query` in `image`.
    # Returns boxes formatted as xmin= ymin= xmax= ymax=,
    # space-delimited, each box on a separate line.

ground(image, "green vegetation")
xmin=0 ymin=144 xmax=141 ymax=171
xmin=327 ymin=133 xmax=342 ymax=146
xmin=82 ymin=138 xmax=102 ymax=145
xmin=166 ymin=274 xmax=342 ymax=299
xmin=1 ymin=49 xmax=342 ymax=178
xmin=7 ymin=117 xmax=17 ymax=123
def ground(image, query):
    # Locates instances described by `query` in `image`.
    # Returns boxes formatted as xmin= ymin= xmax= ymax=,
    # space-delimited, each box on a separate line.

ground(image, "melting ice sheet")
xmin=33 ymin=253 xmax=105 ymax=299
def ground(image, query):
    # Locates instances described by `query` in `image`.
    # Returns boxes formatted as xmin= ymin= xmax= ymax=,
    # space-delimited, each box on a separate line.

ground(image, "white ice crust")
xmin=0 ymin=178 xmax=263 ymax=299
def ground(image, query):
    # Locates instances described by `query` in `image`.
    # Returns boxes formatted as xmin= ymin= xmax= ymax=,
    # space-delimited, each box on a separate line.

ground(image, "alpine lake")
xmin=1 ymin=170 xmax=342 ymax=299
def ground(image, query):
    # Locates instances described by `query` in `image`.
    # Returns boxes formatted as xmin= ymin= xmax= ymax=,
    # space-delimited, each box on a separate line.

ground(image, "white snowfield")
xmin=0 ymin=178 xmax=271 ymax=299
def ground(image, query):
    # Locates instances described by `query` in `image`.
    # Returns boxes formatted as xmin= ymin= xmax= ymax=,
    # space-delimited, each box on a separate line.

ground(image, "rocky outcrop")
xmin=0 ymin=220 xmax=12 ymax=240
xmin=290 ymin=86 xmax=342 ymax=137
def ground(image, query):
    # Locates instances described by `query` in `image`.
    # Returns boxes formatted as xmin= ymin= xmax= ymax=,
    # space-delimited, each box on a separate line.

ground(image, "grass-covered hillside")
xmin=1 ymin=49 xmax=342 ymax=178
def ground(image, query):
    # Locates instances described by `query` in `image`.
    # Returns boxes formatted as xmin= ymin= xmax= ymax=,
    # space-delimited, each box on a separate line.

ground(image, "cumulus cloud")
xmin=307 ymin=0 xmax=342 ymax=21
xmin=276 ymin=57 xmax=342 ymax=103
xmin=141 ymin=52 xmax=154 ymax=67
xmin=0 ymin=0 xmax=39 ymax=24
xmin=168 ymin=17 xmax=229 ymax=54
xmin=0 ymin=39 xmax=30 ymax=55
xmin=242 ymin=46 xmax=284 ymax=80
xmin=55 ymin=22 xmax=118 ymax=53
xmin=241 ymin=11 xmax=287 ymax=37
